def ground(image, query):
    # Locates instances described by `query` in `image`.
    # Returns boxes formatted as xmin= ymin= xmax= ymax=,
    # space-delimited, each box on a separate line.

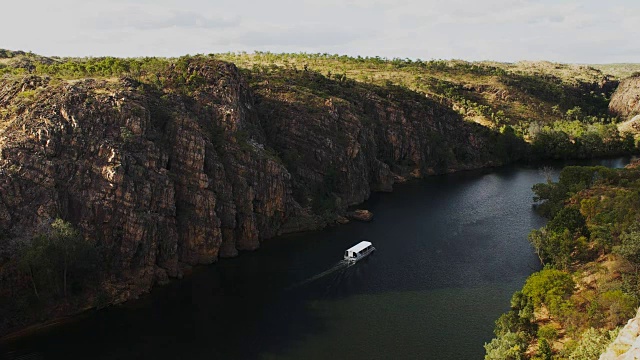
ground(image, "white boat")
xmin=344 ymin=241 xmax=375 ymax=262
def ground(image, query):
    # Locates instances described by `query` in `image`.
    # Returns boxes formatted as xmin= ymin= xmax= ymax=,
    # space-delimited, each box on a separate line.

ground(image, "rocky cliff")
xmin=610 ymin=75 xmax=640 ymax=121
xmin=600 ymin=308 xmax=640 ymax=360
xmin=0 ymin=57 xmax=516 ymax=334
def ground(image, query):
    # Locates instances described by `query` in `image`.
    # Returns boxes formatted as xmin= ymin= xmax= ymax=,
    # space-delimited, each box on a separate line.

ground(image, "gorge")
xmin=0 ymin=51 xmax=639 ymax=359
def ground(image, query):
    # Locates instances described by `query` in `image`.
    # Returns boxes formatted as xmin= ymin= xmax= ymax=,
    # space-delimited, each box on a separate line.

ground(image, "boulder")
xmin=347 ymin=209 xmax=373 ymax=222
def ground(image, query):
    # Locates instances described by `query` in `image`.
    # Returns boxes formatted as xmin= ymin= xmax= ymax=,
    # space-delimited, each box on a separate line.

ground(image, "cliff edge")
xmin=610 ymin=75 xmax=640 ymax=121
xmin=600 ymin=308 xmax=640 ymax=360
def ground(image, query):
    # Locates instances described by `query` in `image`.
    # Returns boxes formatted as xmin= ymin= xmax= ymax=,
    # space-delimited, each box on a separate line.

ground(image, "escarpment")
xmin=0 ymin=58 xmax=518 ymax=334
xmin=610 ymin=75 xmax=640 ymax=121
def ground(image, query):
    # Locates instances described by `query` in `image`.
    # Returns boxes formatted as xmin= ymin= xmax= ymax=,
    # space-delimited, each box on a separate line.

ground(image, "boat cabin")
xmin=344 ymin=241 xmax=374 ymax=262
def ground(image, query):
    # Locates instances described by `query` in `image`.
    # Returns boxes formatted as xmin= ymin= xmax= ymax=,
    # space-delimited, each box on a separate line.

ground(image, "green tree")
xmin=537 ymin=324 xmax=558 ymax=342
xmin=598 ymin=290 xmax=638 ymax=326
xmin=17 ymin=234 xmax=48 ymax=300
xmin=17 ymin=218 xmax=97 ymax=299
xmin=537 ymin=338 xmax=552 ymax=360
xmin=547 ymin=206 xmax=588 ymax=236
xmin=529 ymin=228 xmax=582 ymax=268
xmin=565 ymin=327 xmax=619 ymax=360
xmin=566 ymin=106 xmax=583 ymax=121
xmin=614 ymin=226 xmax=640 ymax=273
xmin=484 ymin=331 xmax=527 ymax=360
xmin=531 ymin=182 xmax=566 ymax=218
xmin=50 ymin=218 xmax=85 ymax=297
xmin=522 ymin=268 xmax=575 ymax=318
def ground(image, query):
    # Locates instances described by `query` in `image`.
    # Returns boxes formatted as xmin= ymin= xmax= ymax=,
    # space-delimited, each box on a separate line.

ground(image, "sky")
xmin=1 ymin=0 xmax=639 ymax=63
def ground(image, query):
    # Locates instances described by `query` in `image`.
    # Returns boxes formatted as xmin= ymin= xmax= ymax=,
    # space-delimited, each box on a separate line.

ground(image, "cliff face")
xmin=600 ymin=308 xmax=640 ymax=360
xmin=0 ymin=58 xmax=515 ymax=333
xmin=610 ymin=75 xmax=640 ymax=121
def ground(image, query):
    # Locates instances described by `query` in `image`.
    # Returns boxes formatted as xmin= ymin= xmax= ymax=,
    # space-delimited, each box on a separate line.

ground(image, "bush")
xmin=537 ymin=324 xmax=558 ymax=342
xmin=522 ymin=268 xmax=575 ymax=318
xmin=484 ymin=331 xmax=528 ymax=360
xmin=536 ymin=338 xmax=552 ymax=360
xmin=563 ymin=327 xmax=619 ymax=360
xmin=17 ymin=218 xmax=98 ymax=300
xmin=614 ymin=226 xmax=640 ymax=271
xmin=598 ymin=290 xmax=638 ymax=326
xmin=547 ymin=206 xmax=588 ymax=236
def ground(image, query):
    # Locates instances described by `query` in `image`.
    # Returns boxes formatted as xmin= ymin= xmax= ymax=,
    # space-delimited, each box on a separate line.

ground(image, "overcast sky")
xmin=1 ymin=0 xmax=638 ymax=63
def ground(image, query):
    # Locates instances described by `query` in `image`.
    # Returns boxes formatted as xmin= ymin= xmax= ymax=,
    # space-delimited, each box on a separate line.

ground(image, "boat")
xmin=344 ymin=241 xmax=375 ymax=262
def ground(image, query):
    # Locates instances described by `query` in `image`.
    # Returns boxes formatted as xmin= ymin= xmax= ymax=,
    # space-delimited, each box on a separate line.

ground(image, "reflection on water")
xmin=1 ymin=157 xmax=635 ymax=360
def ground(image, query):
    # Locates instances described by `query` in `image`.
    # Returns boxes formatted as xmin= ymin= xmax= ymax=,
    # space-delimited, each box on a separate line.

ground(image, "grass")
xmin=591 ymin=64 xmax=640 ymax=79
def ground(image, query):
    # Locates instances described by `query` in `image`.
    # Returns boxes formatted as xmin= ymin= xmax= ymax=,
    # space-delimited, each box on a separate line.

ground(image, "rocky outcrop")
xmin=600 ymin=307 xmax=640 ymax=360
xmin=0 ymin=58 xmax=517 ymax=334
xmin=346 ymin=210 xmax=373 ymax=222
xmin=610 ymin=75 xmax=640 ymax=121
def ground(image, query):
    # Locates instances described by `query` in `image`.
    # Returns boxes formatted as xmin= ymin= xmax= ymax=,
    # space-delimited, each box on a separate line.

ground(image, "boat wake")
xmin=287 ymin=260 xmax=352 ymax=290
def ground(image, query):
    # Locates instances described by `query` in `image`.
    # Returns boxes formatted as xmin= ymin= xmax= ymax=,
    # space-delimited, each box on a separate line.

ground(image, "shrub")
xmin=522 ymin=268 xmax=575 ymax=318
xmin=484 ymin=331 xmax=528 ymax=360
xmin=564 ymin=327 xmax=619 ymax=360
xmin=537 ymin=324 xmax=558 ymax=342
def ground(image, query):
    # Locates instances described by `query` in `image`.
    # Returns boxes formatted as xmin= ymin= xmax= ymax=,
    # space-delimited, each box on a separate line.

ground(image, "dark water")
xmin=1 ymin=157 xmax=635 ymax=360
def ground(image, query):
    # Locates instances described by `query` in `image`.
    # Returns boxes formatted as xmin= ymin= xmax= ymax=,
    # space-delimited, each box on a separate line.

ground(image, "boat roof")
xmin=346 ymin=241 xmax=372 ymax=253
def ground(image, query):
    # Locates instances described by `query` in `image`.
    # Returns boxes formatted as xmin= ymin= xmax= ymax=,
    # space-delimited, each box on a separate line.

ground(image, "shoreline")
xmin=2 ymin=153 xmax=637 ymax=344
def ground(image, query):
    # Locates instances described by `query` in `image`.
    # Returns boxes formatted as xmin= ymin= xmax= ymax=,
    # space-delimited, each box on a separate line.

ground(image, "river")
xmin=1 ymin=157 xmax=635 ymax=360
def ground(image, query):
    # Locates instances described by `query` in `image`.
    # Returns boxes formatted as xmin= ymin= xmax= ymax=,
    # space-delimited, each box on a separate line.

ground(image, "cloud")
xmin=0 ymin=0 xmax=639 ymax=63
xmin=91 ymin=7 xmax=240 ymax=31
xmin=234 ymin=25 xmax=374 ymax=48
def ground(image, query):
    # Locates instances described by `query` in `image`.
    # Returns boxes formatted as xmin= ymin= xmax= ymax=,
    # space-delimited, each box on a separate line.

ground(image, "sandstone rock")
xmin=610 ymin=75 xmax=640 ymax=121
xmin=347 ymin=209 xmax=374 ymax=222
xmin=600 ymin=307 xmax=640 ymax=360
xmin=336 ymin=216 xmax=350 ymax=224
xmin=618 ymin=115 xmax=640 ymax=136
xmin=393 ymin=174 xmax=408 ymax=184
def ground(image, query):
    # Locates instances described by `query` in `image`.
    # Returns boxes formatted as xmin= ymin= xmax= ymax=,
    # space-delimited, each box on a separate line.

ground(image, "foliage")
xmin=529 ymin=228 xmax=587 ymax=269
xmin=598 ymin=290 xmax=638 ymax=326
xmin=1 ymin=50 xmax=628 ymax=141
xmin=547 ymin=206 xmax=588 ymax=236
xmin=562 ymin=327 xmax=620 ymax=360
xmin=531 ymin=205 xmax=590 ymax=268
xmin=532 ymin=166 xmax=618 ymax=219
xmin=530 ymin=122 xmax=633 ymax=160
xmin=614 ymin=225 xmax=640 ymax=271
xmin=537 ymin=324 xmax=558 ymax=342
xmin=536 ymin=339 xmax=553 ymax=360
xmin=491 ymin=163 xmax=640 ymax=358
xmin=17 ymin=219 xmax=98 ymax=300
xmin=522 ymin=268 xmax=575 ymax=318
xmin=484 ymin=331 xmax=528 ymax=360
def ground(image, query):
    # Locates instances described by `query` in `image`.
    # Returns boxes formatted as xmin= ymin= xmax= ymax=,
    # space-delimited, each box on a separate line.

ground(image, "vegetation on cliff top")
xmin=2 ymin=49 xmax=638 ymax=161
xmin=0 ymin=50 xmax=630 ymax=126
xmin=486 ymin=163 xmax=640 ymax=359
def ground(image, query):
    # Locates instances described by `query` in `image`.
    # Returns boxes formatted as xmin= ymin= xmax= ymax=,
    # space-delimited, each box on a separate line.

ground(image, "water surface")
xmin=2 ymin=158 xmax=634 ymax=359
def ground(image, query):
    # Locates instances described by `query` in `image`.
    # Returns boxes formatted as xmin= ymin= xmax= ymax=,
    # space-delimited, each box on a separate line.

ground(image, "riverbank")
xmin=4 ymin=158 xmax=637 ymax=359
xmin=485 ymin=159 xmax=640 ymax=360
xmin=2 ymin=155 xmax=635 ymax=343
xmin=0 ymin=163 xmax=549 ymax=359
